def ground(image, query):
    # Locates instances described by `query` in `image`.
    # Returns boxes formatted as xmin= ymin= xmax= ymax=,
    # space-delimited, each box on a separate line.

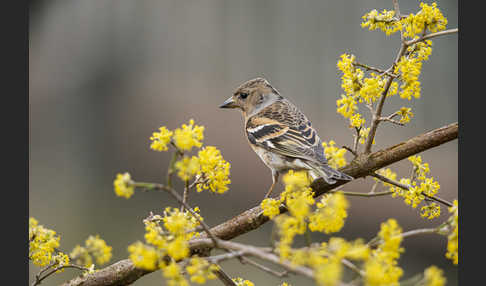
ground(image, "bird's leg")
xmin=264 ymin=171 xmax=279 ymax=199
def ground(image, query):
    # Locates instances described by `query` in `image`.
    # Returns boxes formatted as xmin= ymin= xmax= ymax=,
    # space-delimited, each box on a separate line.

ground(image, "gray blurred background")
xmin=29 ymin=0 xmax=457 ymax=285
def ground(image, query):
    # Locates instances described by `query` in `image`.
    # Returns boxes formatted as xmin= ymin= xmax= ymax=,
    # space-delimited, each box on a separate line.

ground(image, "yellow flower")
xmin=29 ymin=217 xmax=61 ymax=267
xmin=314 ymin=258 xmax=342 ymax=286
xmin=173 ymin=119 xmax=204 ymax=152
xmin=232 ymin=277 xmax=255 ymax=286
xmin=167 ymin=236 xmax=190 ymax=261
xmin=282 ymin=170 xmax=312 ymax=191
xmin=175 ymin=156 xmax=200 ymax=181
xmin=359 ymin=75 xmax=384 ymax=104
xmin=423 ymin=266 xmax=446 ymax=286
xmin=52 ymin=252 xmax=70 ymax=272
xmin=286 ymin=189 xmax=315 ymax=221
xmin=162 ymin=207 xmax=201 ymax=237
xmin=127 ymin=241 xmax=159 ymax=270
xmin=421 ymin=203 xmax=441 ymax=219
xmin=150 ymin=126 xmax=173 ymax=152
xmin=361 ymin=9 xmax=401 ymax=35
xmin=408 ymin=155 xmax=430 ymax=180
xmin=162 ymin=261 xmax=189 ymax=286
xmin=364 ymin=219 xmax=404 ymax=286
xmin=186 ymin=257 xmax=218 ymax=284
xmin=322 ymin=141 xmax=347 ymax=169
xmin=349 ymin=113 xmax=365 ymax=128
xmin=402 ymin=3 xmax=448 ymax=38
xmin=359 ymin=127 xmax=375 ymax=145
xmin=336 ymin=94 xmax=358 ymax=119
xmin=113 ymin=172 xmax=135 ymax=199
xmin=261 ymin=198 xmax=281 ymax=219
xmin=398 ymin=107 xmax=414 ymax=124
xmin=70 ymin=235 xmax=112 ymax=267
xmin=308 ymin=192 xmax=349 ymax=234
xmin=445 ymin=200 xmax=458 ymax=265
xmin=196 ymin=146 xmax=231 ymax=194
xmin=85 ymin=235 xmax=112 ymax=265
xmin=395 ymin=56 xmax=422 ymax=100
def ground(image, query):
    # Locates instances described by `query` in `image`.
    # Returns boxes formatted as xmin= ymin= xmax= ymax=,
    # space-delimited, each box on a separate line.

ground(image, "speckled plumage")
xmin=220 ymin=77 xmax=353 ymax=198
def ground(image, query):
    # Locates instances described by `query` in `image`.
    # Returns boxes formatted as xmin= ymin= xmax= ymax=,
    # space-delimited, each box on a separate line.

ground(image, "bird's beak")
xmin=219 ymin=96 xmax=237 ymax=109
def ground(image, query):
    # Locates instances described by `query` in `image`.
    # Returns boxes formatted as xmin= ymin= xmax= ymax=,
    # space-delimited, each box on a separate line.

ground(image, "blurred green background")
xmin=29 ymin=0 xmax=457 ymax=285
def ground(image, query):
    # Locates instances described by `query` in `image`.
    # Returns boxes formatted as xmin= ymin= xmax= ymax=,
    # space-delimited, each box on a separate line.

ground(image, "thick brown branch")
xmin=62 ymin=122 xmax=457 ymax=286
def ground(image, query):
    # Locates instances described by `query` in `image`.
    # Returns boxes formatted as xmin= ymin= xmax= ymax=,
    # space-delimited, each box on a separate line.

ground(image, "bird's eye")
xmin=240 ymin=93 xmax=248 ymax=99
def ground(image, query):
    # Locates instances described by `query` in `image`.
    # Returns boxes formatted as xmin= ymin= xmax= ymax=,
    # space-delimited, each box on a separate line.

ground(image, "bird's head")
xmin=219 ymin=77 xmax=282 ymax=117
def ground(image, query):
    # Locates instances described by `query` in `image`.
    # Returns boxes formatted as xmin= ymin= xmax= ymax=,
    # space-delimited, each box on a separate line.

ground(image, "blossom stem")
xmin=333 ymin=190 xmax=394 ymax=197
xmin=371 ymin=172 xmax=453 ymax=207
xmin=368 ymin=227 xmax=438 ymax=247
xmin=239 ymin=256 xmax=289 ymax=278
xmin=33 ymin=264 xmax=90 ymax=286
xmin=405 ymin=28 xmax=459 ymax=46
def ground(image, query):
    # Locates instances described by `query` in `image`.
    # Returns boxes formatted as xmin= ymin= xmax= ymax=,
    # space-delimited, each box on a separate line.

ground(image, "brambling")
xmin=220 ymin=77 xmax=353 ymax=199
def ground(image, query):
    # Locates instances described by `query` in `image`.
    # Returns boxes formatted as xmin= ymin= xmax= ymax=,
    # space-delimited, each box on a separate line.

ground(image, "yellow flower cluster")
xmin=173 ymin=119 xmax=205 ymax=151
xmin=127 ymin=241 xmax=159 ymax=270
xmin=375 ymin=156 xmax=441 ymax=219
xmin=409 ymin=155 xmax=430 ymax=180
xmin=196 ymin=146 xmax=231 ymax=194
xmin=70 ymin=235 xmax=113 ymax=267
xmin=361 ymin=3 xmax=447 ymax=38
xmin=150 ymin=126 xmax=173 ymax=151
xmin=445 ymin=200 xmax=458 ymax=265
xmin=420 ymin=203 xmax=441 ymax=220
xmin=337 ymin=54 xmax=362 ymax=100
xmin=395 ymin=56 xmax=422 ymax=100
xmin=260 ymin=171 xmax=353 ymax=279
xmin=322 ymin=141 xmax=348 ymax=169
xmin=358 ymin=2 xmax=449 ymax=109
xmin=350 ymin=113 xmax=365 ymax=128
xmin=364 ymin=219 xmax=404 ymax=286
xmin=232 ymin=277 xmax=255 ymax=286
xmin=149 ymin=119 xmax=204 ymax=152
xmin=186 ymin=257 xmax=219 ymax=284
xmin=313 ymin=238 xmax=370 ymax=286
xmin=359 ymin=127 xmax=372 ymax=145
xmin=423 ymin=265 xmax=447 ymax=286
xmin=398 ymin=107 xmax=414 ymax=124
xmin=361 ymin=9 xmax=401 ymax=35
xmin=29 ymin=217 xmax=61 ymax=267
xmin=402 ymin=3 xmax=448 ymax=38
xmin=163 ymin=261 xmax=189 ymax=286
xmin=113 ymin=172 xmax=135 ymax=199
xmin=308 ymin=192 xmax=349 ymax=234
xmin=359 ymin=75 xmax=385 ymax=104
xmin=128 ymin=207 xmax=209 ymax=285
xmin=175 ymin=156 xmax=200 ymax=181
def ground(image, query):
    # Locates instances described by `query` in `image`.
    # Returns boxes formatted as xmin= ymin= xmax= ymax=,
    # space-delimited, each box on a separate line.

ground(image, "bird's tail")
xmin=306 ymin=162 xmax=353 ymax=184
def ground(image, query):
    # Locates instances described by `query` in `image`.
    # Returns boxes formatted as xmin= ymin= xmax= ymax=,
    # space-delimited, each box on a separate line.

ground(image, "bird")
xmin=219 ymin=77 xmax=353 ymax=199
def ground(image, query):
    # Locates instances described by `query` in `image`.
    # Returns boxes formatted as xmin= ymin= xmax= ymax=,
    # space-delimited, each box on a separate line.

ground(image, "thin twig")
xmin=213 ymin=266 xmax=238 ymax=286
xmin=332 ymin=190 xmax=393 ymax=197
xmin=33 ymin=265 xmax=90 ymax=286
xmin=371 ymin=172 xmax=453 ymax=207
xmin=239 ymin=256 xmax=289 ymax=278
xmin=342 ymin=145 xmax=358 ymax=157
xmin=368 ymin=227 xmax=438 ymax=247
xmin=405 ymin=28 xmax=459 ymax=46
xmin=354 ymin=62 xmax=398 ymax=78
xmin=379 ymin=116 xmax=405 ymax=126
xmin=181 ymin=180 xmax=189 ymax=212
xmin=341 ymin=258 xmax=364 ymax=277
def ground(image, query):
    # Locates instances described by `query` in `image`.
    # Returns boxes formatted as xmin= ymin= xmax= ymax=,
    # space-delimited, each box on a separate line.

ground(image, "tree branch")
xmin=61 ymin=122 xmax=458 ymax=286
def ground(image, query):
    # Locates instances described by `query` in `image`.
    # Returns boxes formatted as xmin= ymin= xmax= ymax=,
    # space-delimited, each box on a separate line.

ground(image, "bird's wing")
xmin=245 ymin=99 xmax=328 ymax=165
